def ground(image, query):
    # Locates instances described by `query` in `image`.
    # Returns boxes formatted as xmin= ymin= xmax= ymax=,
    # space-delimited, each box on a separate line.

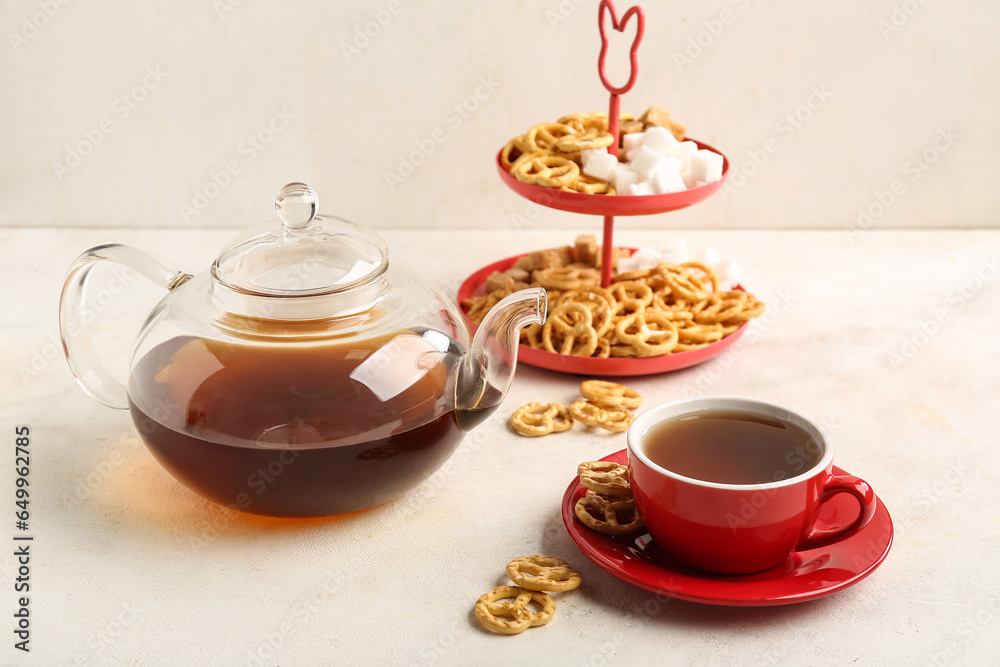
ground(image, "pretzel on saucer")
xmin=614 ymin=311 xmax=680 ymax=357
xmin=510 ymin=402 xmax=574 ymax=437
xmin=542 ymin=302 xmax=599 ymax=357
xmin=511 ymin=152 xmax=580 ymax=188
xmin=506 ymin=555 xmax=581 ymax=593
xmin=475 ymin=586 xmax=556 ymax=635
xmin=577 ymin=461 xmax=631 ymax=498
xmin=574 ymin=491 xmax=644 ymax=537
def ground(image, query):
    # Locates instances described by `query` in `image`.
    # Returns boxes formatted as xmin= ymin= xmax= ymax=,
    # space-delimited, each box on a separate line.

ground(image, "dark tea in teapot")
xmin=127 ymin=331 xmax=468 ymax=517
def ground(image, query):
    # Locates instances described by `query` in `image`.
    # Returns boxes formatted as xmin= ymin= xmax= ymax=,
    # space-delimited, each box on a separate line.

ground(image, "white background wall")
xmin=1 ymin=0 xmax=997 ymax=231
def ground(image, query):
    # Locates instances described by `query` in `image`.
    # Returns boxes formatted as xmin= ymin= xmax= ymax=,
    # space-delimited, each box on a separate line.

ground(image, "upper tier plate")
xmin=496 ymin=138 xmax=730 ymax=216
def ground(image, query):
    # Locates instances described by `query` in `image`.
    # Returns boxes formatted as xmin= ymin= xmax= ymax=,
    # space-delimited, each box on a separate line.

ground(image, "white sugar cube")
xmin=691 ymin=246 xmax=722 ymax=266
xmin=629 ymin=146 xmax=671 ymax=180
xmin=667 ymin=141 xmax=698 ymax=173
xmin=689 ymin=149 xmax=724 ymax=184
xmin=582 ymin=150 xmax=618 ymax=182
xmin=628 ymin=181 xmax=656 ymax=196
xmin=610 ymin=164 xmax=641 ymax=193
xmin=651 ymin=167 xmax=686 ymax=194
xmin=581 ymin=148 xmax=606 ymax=168
xmin=715 ymin=259 xmax=743 ymax=290
xmin=660 ymin=238 xmax=690 ymax=264
xmin=641 ymin=126 xmax=679 ymax=155
xmin=622 ymin=132 xmax=645 ymax=154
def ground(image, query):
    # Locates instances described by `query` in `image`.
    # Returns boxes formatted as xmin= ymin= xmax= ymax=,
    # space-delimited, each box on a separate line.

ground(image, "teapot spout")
xmin=455 ymin=287 xmax=546 ymax=431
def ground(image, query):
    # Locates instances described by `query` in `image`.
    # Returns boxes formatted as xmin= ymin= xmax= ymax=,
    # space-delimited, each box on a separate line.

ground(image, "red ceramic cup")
xmin=626 ymin=396 xmax=877 ymax=575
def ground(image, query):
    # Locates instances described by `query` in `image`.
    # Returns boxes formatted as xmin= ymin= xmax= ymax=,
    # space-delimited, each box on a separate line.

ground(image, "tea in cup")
xmin=626 ymin=396 xmax=877 ymax=575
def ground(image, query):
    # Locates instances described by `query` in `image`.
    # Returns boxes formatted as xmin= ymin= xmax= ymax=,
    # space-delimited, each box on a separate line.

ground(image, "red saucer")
xmin=496 ymin=138 xmax=729 ymax=216
xmin=458 ymin=252 xmax=749 ymax=377
xmin=561 ymin=449 xmax=893 ymax=606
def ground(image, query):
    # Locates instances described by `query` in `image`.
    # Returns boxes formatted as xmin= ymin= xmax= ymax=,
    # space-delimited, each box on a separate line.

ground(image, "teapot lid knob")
xmin=275 ymin=182 xmax=318 ymax=231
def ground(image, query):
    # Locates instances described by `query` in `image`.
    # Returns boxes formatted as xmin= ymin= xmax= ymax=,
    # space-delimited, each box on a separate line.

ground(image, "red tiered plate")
xmin=458 ymin=251 xmax=749 ymax=377
xmin=495 ymin=138 xmax=729 ymax=217
xmin=561 ymin=449 xmax=894 ymax=606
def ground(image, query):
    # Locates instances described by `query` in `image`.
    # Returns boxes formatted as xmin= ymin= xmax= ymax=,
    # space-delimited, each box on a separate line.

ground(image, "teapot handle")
xmin=58 ymin=243 xmax=191 ymax=410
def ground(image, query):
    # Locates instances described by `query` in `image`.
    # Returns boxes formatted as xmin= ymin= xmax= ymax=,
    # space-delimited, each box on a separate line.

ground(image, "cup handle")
xmin=796 ymin=472 xmax=877 ymax=551
xmin=58 ymin=243 xmax=191 ymax=410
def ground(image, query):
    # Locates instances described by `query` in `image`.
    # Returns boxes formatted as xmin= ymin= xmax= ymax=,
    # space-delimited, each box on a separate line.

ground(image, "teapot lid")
xmin=212 ymin=182 xmax=388 ymax=297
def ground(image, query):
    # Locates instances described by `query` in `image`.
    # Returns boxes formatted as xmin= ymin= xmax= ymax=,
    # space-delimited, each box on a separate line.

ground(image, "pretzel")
xmin=560 ymin=174 xmax=615 ymax=195
xmin=693 ymin=291 xmax=749 ymax=325
xmin=614 ymin=311 xmax=679 ymax=357
xmin=475 ymin=586 xmax=555 ymax=635
xmin=555 ymin=128 xmax=614 ymax=153
xmin=594 ymin=406 xmax=634 ymax=432
xmin=510 ymin=403 xmax=574 ymax=437
xmin=609 ymin=280 xmax=653 ymax=315
xmin=535 ymin=267 xmax=585 ymax=291
xmin=460 ymin=243 xmax=766 ymax=359
xmin=506 ymin=556 xmax=581 ymax=593
xmin=577 ymin=461 xmax=631 ymax=497
xmin=579 ymin=380 xmax=642 ymax=409
xmin=557 ymin=286 xmax=615 ymax=337
xmin=524 ymin=122 xmax=576 ymax=152
xmin=542 ymin=302 xmax=598 ymax=357
xmin=574 ymin=491 xmax=644 ymax=537
xmin=568 ymin=400 xmax=607 ymax=427
xmin=510 ymin=152 xmax=580 ymax=188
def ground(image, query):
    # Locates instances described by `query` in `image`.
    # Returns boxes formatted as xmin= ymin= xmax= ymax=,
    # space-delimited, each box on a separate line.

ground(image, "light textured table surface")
xmin=1 ymin=226 xmax=999 ymax=666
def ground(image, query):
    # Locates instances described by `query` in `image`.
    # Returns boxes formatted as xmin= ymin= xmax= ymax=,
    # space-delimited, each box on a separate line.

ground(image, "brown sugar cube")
xmin=555 ymin=245 xmax=575 ymax=267
xmin=639 ymin=105 xmax=687 ymax=141
xmin=575 ymin=234 xmax=599 ymax=267
xmin=484 ymin=271 xmax=514 ymax=294
xmin=619 ymin=119 xmax=644 ymax=138
xmin=528 ymin=250 xmax=562 ymax=271
xmin=505 ymin=267 xmax=530 ymax=283
xmin=514 ymin=255 xmax=534 ymax=271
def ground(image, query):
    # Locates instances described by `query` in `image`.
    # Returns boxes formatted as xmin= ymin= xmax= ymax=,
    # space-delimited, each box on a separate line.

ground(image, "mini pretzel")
xmin=542 ymin=302 xmax=598 ymax=357
xmin=579 ymin=380 xmax=642 ymax=409
xmin=561 ymin=174 xmax=615 ymax=195
xmin=558 ymin=286 xmax=615 ymax=337
xmin=506 ymin=555 xmax=581 ymax=593
xmin=569 ymin=400 xmax=608 ymax=427
xmin=574 ymin=491 xmax=644 ymax=537
xmin=510 ymin=403 xmax=574 ymax=437
xmin=693 ymin=291 xmax=749 ymax=325
xmin=614 ymin=312 xmax=680 ymax=357
xmin=510 ymin=152 xmax=580 ymax=188
xmin=535 ymin=267 xmax=585 ymax=291
xmin=555 ymin=128 xmax=614 ymax=153
xmin=524 ymin=122 xmax=576 ymax=152
xmin=475 ymin=586 xmax=555 ymax=635
xmin=577 ymin=461 xmax=631 ymax=497
xmin=660 ymin=265 xmax=710 ymax=302
xmin=609 ymin=280 xmax=653 ymax=315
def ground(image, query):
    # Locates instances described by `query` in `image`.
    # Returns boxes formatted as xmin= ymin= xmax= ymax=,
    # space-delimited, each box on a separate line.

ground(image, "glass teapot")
xmin=59 ymin=183 xmax=545 ymax=518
